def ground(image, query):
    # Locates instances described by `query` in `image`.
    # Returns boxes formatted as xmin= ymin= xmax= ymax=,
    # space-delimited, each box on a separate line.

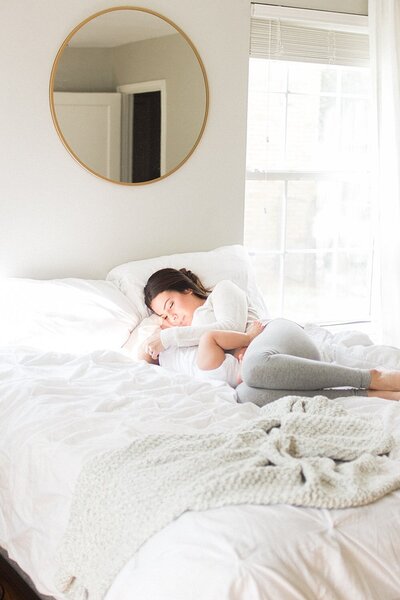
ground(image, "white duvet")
xmin=1 ymin=341 xmax=400 ymax=600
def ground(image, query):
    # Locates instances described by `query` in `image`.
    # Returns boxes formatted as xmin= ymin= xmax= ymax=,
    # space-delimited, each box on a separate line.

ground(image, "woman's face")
xmin=150 ymin=290 xmax=204 ymax=327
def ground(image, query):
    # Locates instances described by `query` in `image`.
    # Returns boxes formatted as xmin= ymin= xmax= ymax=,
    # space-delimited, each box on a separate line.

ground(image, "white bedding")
xmin=1 ymin=344 xmax=400 ymax=600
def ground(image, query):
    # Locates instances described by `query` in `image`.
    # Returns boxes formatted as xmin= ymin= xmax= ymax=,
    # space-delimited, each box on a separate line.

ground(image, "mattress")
xmin=0 ymin=345 xmax=399 ymax=600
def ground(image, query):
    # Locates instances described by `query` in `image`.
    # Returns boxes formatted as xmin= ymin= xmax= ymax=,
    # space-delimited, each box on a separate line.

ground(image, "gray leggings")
xmin=236 ymin=318 xmax=372 ymax=407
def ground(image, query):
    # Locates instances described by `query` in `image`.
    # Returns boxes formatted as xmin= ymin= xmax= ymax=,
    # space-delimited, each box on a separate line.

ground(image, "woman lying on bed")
xmin=140 ymin=268 xmax=400 ymax=404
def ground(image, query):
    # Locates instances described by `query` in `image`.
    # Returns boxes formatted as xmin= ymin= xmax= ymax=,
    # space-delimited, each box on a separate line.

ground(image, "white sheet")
xmin=305 ymin=322 xmax=400 ymax=369
xmin=0 ymin=345 xmax=399 ymax=600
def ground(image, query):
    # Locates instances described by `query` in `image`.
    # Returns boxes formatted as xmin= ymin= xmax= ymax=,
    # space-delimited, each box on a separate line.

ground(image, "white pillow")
xmin=121 ymin=314 xmax=161 ymax=360
xmin=0 ymin=278 xmax=140 ymax=352
xmin=106 ymin=245 xmax=268 ymax=321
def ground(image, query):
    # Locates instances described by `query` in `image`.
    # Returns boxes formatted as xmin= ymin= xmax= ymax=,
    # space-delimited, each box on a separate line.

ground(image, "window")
xmin=245 ymin=6 xmax=373 ymax=325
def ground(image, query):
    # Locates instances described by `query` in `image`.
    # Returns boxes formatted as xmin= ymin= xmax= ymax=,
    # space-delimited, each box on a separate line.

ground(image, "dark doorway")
xmin=132 ymin=91 xmax=161 ymax=183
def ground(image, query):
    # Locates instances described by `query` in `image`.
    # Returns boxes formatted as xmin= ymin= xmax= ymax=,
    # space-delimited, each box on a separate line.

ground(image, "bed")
xmin=0 ymin=245 xmax=399 ymax=600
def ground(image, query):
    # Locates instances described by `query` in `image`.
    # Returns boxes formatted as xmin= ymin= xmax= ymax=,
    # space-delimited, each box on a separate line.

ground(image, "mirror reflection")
xmin=50 ymin=8 xmax=208 ymax=184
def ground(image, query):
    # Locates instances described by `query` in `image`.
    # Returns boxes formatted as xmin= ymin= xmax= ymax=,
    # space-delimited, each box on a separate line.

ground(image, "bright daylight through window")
xmin=244 ymin=7 xmax=372 ymax=325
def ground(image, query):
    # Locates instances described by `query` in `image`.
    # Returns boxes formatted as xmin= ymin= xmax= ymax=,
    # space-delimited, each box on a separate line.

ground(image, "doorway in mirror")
xmin=118 ymin=80 xmax=166 ymax=183
xmin=132 ymin=91 xmax=161 ymax=182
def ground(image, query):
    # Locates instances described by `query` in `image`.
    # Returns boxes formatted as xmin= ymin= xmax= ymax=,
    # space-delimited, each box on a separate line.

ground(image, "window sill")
xmin=320 ymin=320 xmax=381 ymax=343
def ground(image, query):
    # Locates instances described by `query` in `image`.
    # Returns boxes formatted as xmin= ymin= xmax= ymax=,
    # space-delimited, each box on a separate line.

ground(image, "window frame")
xmin=245 ymin=6 xmax=374 ymax=327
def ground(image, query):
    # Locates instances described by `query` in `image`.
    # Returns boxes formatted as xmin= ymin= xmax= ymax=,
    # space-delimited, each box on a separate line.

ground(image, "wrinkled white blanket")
xmin=304 ymin=322 xmax=400 ymax=369
xmin=56 ymin=395 xmax=400 ymax=600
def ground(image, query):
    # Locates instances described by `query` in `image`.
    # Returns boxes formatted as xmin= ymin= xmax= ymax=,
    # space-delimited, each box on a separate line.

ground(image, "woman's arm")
xmin=160 ymin=280 xmax=249 ymax=349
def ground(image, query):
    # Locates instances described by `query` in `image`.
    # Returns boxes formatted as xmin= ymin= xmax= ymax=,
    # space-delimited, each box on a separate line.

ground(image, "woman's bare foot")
xmin=369 ymin=368 xmax=400 ymax=391
xmin=247 ymin=320 xmax=265 ymax=342
xmin=367 ymin=390 xmax=400 ymax=400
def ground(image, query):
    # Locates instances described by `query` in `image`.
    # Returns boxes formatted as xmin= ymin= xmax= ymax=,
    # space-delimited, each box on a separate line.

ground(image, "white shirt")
xmin=160 ymin=280 xmax=259 ymax=350
xmin=158 ymin=280 xmax=261 ymax=387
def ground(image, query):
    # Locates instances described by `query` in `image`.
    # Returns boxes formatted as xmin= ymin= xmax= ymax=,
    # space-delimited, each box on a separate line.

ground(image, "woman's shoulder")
xmin=210 ymin=279 xmax=246 ymax=300
xmin=212 ymin=279 xmax=242 ymax=292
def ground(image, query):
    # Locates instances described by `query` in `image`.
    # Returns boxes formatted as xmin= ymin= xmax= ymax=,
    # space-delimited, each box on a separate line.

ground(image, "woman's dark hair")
xmin=144 ymin=268 xmax=210 ymax=310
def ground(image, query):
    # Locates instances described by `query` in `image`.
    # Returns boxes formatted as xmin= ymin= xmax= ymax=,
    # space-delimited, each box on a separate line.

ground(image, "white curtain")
xmin=369 ymin=0 xmax=400 ymax=345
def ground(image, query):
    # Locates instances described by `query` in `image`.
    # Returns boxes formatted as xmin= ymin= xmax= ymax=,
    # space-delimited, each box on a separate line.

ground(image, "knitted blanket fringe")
xmin=55 ymin=395 xmax=400 ymax=600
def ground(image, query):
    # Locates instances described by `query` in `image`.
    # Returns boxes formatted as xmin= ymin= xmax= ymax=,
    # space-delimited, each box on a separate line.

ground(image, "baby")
xmin=196 ymin=321 xmax=264 ymax=368
xmin=140 ymin=320 xmax=265 ymax=388
xmin=195 ymin=321 xmax=265 ymax=386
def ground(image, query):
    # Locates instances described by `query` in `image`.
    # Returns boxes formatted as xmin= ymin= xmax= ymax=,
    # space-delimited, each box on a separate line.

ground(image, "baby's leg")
xmin=197 ymin=325 xmax=263 ymax=371
xmin=197 ymin=331 xmax=227 ymax=370
xmin=233 ymin=322 xmax=265 ymax=361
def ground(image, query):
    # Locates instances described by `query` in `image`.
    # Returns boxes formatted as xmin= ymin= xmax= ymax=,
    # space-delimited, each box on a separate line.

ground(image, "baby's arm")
xmin=197 ymin=322 xmax=264 ymax=371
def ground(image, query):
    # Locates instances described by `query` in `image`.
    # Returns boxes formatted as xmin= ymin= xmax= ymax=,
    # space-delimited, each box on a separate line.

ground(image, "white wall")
xmin=0 ymin=1 xmax=250 ymax=278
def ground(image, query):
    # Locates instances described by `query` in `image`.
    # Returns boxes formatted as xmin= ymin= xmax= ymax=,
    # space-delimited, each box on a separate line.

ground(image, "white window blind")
xmin=250 ymin=4 xmax=369 ymax=66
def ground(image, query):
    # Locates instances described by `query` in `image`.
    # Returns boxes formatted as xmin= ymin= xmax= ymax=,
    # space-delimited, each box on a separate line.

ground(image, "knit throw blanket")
xmin=55 ymin=396 xmax=400 ymax=600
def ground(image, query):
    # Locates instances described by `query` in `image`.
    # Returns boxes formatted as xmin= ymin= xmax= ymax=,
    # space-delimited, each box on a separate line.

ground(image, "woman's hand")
xmin=144 ymin=331 xmax=165 ymax=360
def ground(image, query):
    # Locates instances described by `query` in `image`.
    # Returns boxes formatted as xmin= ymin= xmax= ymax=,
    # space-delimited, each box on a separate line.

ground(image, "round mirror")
xmin=49 ymin=7 xmax=209 ymax=185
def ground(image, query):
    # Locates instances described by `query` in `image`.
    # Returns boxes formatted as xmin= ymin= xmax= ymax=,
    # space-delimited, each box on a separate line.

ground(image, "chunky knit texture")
xmin=56 ymin=396 xmax=400 ymax=600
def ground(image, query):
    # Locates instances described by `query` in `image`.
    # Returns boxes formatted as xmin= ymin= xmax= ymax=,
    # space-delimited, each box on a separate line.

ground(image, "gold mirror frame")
xmin=49 ymin=6 xmax=209 ymax=185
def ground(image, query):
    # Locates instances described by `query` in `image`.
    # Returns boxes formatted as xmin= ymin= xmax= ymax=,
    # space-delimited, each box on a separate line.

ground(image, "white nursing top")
xmin=159 ymin=279 xmax=260 ymax=350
